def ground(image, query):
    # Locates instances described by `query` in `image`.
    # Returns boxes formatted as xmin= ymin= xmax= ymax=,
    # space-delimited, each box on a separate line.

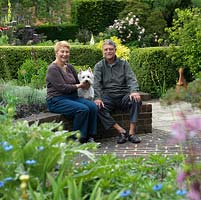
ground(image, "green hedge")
xmin=0 ymin=45 xmax=102 ymax=80
xmin=130 ymin=47 xmax=178 ymax=97
xmin=34 ymin=24 xmax=79 ymax=41
xmin=71 ymin=0 xmax=126 ymax=34
xmin=0 ymin=45 xmax=190 ymax=98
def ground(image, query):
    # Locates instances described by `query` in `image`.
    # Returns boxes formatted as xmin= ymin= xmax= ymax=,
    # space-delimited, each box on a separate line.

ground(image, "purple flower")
xmin=3 ymin=145 xmax=13 ymax=151
xmin=153 ymin=183 xmax=163 ymax=191
xmin=119 ymin=190 xmax=131 ymax=197
xmin=176 ymin=189 xmax=187 ymax=196
xmin=4 ymin=177 xmax=13 ymax=182
xmin=0 ymin=181 xmax=4 ymax=187
xmin=25 ymin=160 xmax=36 ymax=165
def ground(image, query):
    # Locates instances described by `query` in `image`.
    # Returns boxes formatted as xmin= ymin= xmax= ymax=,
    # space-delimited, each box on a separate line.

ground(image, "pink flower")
xmin=176 ymin=168 xmax=186 ymax=188
xmin=187 ymin=188 xmax=200 ymax=200
xmin=171 ymin=122 xmax=187 ymax=143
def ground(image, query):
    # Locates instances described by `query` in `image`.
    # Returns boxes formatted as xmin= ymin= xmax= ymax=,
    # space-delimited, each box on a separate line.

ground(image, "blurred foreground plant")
xmin=170 ymin=112 xmax=201 ymax=200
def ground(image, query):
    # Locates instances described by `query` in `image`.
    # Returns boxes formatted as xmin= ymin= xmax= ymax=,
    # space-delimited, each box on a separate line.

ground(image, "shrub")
xmin=71 ymin=0 xmax=126 ymax=34
xmin=17 ymin=58 xmax=48 ymax=88
xmin=130 ymin=47 xmax=177 ymax=97
xmin=104 ymin=12 xmax=145 ymax=46
xmin=165 ymin=8 xmax=201 ymax=78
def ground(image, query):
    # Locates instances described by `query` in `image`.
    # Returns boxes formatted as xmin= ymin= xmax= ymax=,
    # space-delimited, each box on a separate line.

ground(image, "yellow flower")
xmin=96 ymin=36 xmax=130 ymax=61
xmin=19 ymin=175 xmax=30 ymax=182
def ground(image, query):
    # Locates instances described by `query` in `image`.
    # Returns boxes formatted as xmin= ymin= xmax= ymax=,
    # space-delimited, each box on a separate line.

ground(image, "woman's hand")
xmin=76 ymin=82 xmax=90 ymax=89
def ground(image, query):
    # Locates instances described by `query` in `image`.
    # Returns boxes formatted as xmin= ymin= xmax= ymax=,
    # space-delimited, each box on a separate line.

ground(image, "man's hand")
xmin=94 ymin=99 xmax=104 ymax=108
xmin=129 ymin=92 xmax=141 ymax=102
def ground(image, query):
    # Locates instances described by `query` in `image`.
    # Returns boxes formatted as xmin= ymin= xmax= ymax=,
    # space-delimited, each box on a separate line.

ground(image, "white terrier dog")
xmin=77 ymin=68 xmax=94 ymax=100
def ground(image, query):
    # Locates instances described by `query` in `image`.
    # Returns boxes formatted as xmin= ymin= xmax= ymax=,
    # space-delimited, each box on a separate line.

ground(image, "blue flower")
xmin=81 ymin=161 xmax=88 ymax=166
xmin=2 ymin=141 xmax=9 ymax=147
xmin=25 ymin=160 xmax=36 ymax=165
xmin=119 ymin=190 xmax=131 ymax=197
xmin=176 ymin=189 xmax=187 ymax=196
xmin=38 ymin=146 xmax=44 ymax=151
xmin=153 ymin=183 xmax=163 ymax=191
xmin=3 ymin=145 xmax=13 ymax=151
xmin=4 ymin=177 xmax=13 ymax=182
xmin=0 ymin=181 xmax=4 ymax=188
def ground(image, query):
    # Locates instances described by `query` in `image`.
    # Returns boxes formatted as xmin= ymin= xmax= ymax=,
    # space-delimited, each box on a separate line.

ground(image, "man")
xmin=94 ymin=39 xmax=141 ymax=144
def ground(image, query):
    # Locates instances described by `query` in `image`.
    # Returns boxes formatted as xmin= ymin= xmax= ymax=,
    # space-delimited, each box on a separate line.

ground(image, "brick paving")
xmin=95 ymin=100 xmax=201 ymax=159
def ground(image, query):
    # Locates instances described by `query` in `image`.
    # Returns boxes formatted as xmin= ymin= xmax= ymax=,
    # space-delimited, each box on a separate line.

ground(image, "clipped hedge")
xmin=0 ymin=45 xmax=102 ymax=80
xmin=130 ymin=47 xmax=178 ymax=97
xmin=0 ymin=45 xmax=190 ymax=98
xmin=34 ymin=24 xmax=79 ymax=41
xmin=71 ymin=0 xmax=126 ymax=34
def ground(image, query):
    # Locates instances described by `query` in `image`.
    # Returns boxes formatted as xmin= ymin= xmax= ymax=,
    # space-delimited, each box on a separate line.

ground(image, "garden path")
xmin=94 ymin=99 xmax=201 ymax=159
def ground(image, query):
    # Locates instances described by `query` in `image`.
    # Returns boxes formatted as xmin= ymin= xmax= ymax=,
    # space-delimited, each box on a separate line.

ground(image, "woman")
xmin=46 ymin=41 xmax=98 ymax=143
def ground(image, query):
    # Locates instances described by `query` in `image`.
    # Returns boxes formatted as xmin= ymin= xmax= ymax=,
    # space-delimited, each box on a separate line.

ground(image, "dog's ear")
xmin=78 ymin=68 xmax=83 ymax=74
xmin=88 ymin=67 xmax=93 ymax=73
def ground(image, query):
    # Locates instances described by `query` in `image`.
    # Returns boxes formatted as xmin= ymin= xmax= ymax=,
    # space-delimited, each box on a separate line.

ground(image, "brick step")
xmin=20 ymin=102 xmax=152 ymax=139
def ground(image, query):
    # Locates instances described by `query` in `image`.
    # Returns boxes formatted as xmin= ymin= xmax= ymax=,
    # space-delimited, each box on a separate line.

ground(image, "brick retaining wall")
xmin=20 ymin=92 xmax=152 ymax=139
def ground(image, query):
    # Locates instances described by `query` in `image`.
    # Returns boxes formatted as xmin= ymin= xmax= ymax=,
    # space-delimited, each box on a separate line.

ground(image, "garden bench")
xmin=20 ymin=92 xmax=152 ymax=139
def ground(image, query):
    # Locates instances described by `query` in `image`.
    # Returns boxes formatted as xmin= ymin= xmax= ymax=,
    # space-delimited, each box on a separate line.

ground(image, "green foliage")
xmin=71 ymin=0 xmax=126 ymax=34
xmin=76 ymin=29 xmax=92 ymax=44
xmin=0 ymin=34 xmax=9 ymax=45
xmin=161 ymin=78 xmax=201 ymax=109
xmin=0 ymin=0 xmax=69 ymax=26
xmin=35 ymin=24 xmax=79 ymax=42
xmin=130 ymin=47 xmax=177 ymax=97
xmin=17 ymin=58 xmax=48 ymax=88
xmin=0 ymin=45 xmax=102 ymax=81
xmin=0 ymin=100 xmax=196 ymax=199
xmin=166 ymin=8 xmax=201 ymax=78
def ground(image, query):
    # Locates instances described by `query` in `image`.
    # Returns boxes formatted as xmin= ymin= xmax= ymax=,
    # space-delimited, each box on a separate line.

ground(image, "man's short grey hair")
xmin=102 ymin=39 xmax=116 ymax=49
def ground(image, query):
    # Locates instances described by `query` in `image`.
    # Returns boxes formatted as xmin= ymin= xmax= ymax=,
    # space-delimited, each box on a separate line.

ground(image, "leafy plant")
xmin=165 ymin=8 xmax=201 ymax=78
xmin=17 ymin=58 xmax=48 ymax=88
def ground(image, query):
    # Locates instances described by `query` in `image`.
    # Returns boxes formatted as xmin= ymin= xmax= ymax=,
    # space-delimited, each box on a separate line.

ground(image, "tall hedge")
xmin=130 ymin=47 xmax=178 ymax=97
xmin=35 ymin=24 xmax=79 ymax=41
xmin=71 ymin=0 xmax=126 ymax=34
xmin=0 ymin=46 xmax=102 ymax=80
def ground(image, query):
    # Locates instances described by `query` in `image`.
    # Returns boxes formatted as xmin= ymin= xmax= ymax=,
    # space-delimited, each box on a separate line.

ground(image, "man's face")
xmin=103 ymin=44 xmax=116 ymax=61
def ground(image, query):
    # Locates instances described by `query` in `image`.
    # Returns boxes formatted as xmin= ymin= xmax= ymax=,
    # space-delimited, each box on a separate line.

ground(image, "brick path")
xmin=95 ymin=100 xmax=201 ymax=159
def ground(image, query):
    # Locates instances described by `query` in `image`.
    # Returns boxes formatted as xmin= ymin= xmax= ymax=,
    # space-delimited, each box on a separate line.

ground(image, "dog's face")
xmin=78 ymin=67 xmax=94 ymax=85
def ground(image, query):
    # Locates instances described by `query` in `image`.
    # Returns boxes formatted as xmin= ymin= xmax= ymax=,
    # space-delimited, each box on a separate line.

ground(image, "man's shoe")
xmin=117 ymin=133 xmax=127 ymax=144
xmin=87 ymin=137 xmax=101 ymax=148
xmin=88 ymin=137 xmax=95 ymax=143
xmin=128 ymin=134 xmax=141 ymax=143
xmin=79 ymin=137 xmax=88 ymax=144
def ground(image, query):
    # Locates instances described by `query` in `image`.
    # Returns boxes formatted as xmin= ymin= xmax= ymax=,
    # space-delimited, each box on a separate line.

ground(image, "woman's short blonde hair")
xmin=54 ymin=41 xmax=70 ymax=53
